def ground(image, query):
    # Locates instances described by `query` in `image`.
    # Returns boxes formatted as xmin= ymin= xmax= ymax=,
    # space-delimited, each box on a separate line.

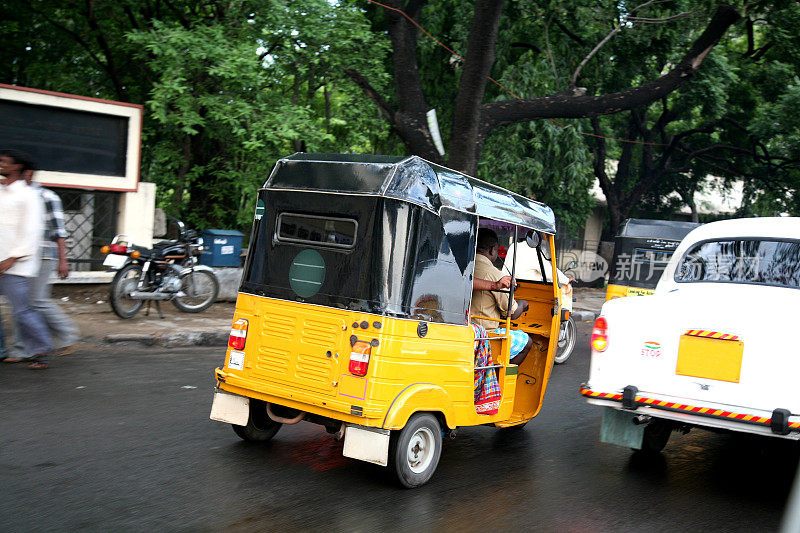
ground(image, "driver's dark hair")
xmin=0 ymin=149 xmax=37 ymax=172
xmin=477 ymin=228 xmax=499 ymax=253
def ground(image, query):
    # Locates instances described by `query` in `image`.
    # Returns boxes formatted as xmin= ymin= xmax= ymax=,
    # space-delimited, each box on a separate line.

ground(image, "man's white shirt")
xmin=0 ymin=180 xmax=44 ymax=277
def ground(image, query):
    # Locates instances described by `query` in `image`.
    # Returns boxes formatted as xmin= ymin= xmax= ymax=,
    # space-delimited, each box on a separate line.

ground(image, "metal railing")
xmin=55 ymin=188 xmax=119 ymax=271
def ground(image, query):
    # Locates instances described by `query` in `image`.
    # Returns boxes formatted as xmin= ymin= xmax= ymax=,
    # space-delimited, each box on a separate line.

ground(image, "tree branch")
xmin=570 ymin=0 xmax=663 ymax=88
xmin=552 ymin=18 xmax=585 ymax=46
xmin=381 ymin=0 xmax=440 ymax=161
xmin=341 ymin=68 xmax=396 ymax=123
xmin=510 ymin=42 xmax=541 ymax=54
xmin=84 ymin=0 xmax=127 ymax=100
xmin=482 ymin=5 xmax=740 ymax=131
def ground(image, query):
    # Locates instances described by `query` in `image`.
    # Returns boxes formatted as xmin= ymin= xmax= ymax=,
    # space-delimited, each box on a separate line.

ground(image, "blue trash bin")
xmin=199 ymin=229 xmax=245 ymax=267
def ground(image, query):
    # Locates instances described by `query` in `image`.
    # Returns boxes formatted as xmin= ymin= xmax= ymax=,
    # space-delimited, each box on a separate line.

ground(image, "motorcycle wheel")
xmin=109 ymin=264 xmax=145 ymax=319
xmin=554 ymin=316 xmax=576 ymax=364
xmin=172 ymin=269 xmax=219 ymax=313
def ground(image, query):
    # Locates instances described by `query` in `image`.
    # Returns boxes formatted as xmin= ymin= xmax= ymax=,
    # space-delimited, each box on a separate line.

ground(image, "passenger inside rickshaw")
xmin=469 ymin=224 xmax=561 ymax=419
xmin=504 ymin=233 xmax=574 ymax=305
xmin=471 ymin=228 xmax=533 ymax=365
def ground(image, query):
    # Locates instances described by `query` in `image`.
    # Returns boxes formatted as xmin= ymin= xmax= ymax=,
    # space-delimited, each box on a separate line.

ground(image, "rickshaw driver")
xmin=471 ymin=228 xmax=533 ymax=365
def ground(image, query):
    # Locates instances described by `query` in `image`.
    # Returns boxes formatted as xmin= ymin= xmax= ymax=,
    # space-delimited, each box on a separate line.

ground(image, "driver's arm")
xmin=510 ymin=299 xmax=528 ymax=320
xmin=473 ymin=276 xmax=512 ymax=291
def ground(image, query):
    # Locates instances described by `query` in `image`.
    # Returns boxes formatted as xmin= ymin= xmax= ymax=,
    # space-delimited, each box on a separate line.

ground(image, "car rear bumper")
xmin=581 ymin=384 xmax=800 ymax=439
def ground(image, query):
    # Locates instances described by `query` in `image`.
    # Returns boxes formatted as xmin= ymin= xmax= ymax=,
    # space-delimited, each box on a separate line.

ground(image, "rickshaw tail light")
xmin=349 ymin=341 xmax=371 ymax=376
xmin=228 ymin=319 xmax=249 ymax=351
xmin=591 ymin=317 xmax=608 ymax=352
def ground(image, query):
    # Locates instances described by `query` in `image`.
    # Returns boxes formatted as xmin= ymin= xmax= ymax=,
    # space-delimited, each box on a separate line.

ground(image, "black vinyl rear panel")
xmin=240 ymin=190 xmax=476 ymax=325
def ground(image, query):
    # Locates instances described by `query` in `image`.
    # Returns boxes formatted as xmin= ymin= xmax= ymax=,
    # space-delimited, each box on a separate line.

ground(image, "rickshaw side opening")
xmin=210 ymin=153 xmax=564 ymax=487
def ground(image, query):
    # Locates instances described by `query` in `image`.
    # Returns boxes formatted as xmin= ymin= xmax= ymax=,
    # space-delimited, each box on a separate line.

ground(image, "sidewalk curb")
xmin=572 ymin=310 xmax=598 ymax=322
xmin=103 ymin=331 xmax=228 ymax=348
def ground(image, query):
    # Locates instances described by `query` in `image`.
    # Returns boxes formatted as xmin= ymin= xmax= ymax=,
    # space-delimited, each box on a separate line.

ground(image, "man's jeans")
xmin=0 ymin=274 xmax=53 ymax=361
xmin=0 ymin=308 xmax=7 ymax=358
xmin=13 ymin=252 xmax=79 ymax=353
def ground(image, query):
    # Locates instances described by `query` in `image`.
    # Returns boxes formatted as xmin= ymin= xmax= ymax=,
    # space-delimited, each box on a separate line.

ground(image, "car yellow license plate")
xmin=676 ymin=335 xmax=743 ymax=383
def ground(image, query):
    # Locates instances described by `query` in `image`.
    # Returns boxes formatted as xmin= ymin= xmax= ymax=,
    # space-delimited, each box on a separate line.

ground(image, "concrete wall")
xmin=583 ymin=206 xmax=604 ymax=243
xmin=117 ymin=182 xmax=156 ymax=249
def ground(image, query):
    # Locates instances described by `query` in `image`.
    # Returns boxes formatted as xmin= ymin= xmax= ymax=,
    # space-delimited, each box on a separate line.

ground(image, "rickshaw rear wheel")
xmin=390 ymin=413 xmax=442 ymax=488
xmin=232 ymin=400 xmax=282 ymax=442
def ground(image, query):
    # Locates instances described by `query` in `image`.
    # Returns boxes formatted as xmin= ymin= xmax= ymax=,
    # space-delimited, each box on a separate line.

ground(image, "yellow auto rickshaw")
xmin=210 ymin=153 xmax=567 ymax=487
xmin=606 ymin=218 xmax=701 ymax=300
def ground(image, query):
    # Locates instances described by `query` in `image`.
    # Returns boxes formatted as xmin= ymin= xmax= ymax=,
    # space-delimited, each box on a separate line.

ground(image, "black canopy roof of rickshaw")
xmin=617 ymin=218 xmax=701 ymax=240
xmin=263 ymin=153 xmax=557 ymax=234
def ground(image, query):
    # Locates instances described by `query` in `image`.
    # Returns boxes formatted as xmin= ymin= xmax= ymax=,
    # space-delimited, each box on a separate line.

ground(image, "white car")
xmin=582 ymin=217 xmax=800 ymax=452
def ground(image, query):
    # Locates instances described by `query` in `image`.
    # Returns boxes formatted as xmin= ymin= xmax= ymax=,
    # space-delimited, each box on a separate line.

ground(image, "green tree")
xmin=1 ymin=0 xmax=392 ymax=229
xmin=587 ymin=1 xmax=800 ymax=231
xmin=351 ymin=1 xmax=739 ymax=175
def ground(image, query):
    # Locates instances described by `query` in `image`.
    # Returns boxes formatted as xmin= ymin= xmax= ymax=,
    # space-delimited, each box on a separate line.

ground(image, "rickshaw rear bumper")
xmin=213 ymin=368 xmax=384 ymax=426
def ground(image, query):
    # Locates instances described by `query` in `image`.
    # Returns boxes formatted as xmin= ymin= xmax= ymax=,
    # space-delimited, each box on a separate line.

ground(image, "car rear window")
xmin=675 ymin=239 xmax=800 ymax=288
xmin=277 ymin=213 xmax=357 ymax=249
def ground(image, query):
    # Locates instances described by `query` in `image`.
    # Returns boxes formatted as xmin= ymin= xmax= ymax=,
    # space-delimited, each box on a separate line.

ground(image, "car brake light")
xmin=109 ymin=244 xmax=128 ymax=254
xmin=228 ymin=318 xmax=248 ymax=350
xmin=591 ymin=317 xmax=608 ymax=352
xmin=349 ymin=341 xmax=371 ymax=376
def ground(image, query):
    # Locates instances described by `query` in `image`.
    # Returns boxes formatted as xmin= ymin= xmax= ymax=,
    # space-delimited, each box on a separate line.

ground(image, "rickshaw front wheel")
xmin=232 ymin=399 xmax=282 ymax=442
xmin=390 ymin=413 xmax=442 ymax=488
xmin=554 ymin=316 xmax=577 ymax=364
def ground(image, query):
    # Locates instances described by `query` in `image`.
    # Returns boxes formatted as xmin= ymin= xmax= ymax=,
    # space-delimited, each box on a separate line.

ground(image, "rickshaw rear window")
xmin=675 ymin=239 xmax=800 ymax=288
xmin=633 ymin=248 xmax=673 ymax=265
xmin=277 ymin=213 xmax=357 ymax=249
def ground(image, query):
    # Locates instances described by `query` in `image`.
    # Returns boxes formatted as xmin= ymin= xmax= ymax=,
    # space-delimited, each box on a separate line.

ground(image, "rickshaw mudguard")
xmin=381 ymin=383 xmax=456 ymax=430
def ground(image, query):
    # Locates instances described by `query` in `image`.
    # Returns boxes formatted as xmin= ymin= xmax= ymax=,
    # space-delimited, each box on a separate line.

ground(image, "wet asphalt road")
xmin=1 ymin=322 xmax=796 ymax=532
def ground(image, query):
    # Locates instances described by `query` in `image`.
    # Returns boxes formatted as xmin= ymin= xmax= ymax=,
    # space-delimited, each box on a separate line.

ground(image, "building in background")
xmin=0 ymin=84 xmax=155 ymax=280
xmin=555 ymin=178 xmax=743 ymax=285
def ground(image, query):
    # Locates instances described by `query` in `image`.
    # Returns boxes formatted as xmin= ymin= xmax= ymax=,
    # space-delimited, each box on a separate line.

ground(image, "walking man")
xmin=8 ymin=171 xmax=80 ymax=356
xmin=0 ymin=149 xmax=53 ymax=369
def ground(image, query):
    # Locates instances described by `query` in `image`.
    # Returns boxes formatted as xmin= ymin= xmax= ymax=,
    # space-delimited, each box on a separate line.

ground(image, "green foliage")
xmin=3 ymin=0 xmax=799 ymax=234
xmin=481 ymin=119 xmax=595 ymax=235
xmin=126 ymin=1 xmax=393 ymax=230
xmin=480 ymin=55 xmax=594 ymax=234
xmin=1 ymin=0 xmax=393 ymax=231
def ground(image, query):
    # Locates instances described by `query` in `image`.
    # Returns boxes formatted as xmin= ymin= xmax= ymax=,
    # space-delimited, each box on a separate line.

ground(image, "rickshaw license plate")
xmin=103 ymin=254 xmax=128 ymax=268
xmin=676 ymin=335 xmax=743 ymax=383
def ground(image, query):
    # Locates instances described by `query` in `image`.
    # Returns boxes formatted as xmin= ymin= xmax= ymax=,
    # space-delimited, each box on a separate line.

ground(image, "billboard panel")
xmin=0 ymin=84 xmax=142 ymax=191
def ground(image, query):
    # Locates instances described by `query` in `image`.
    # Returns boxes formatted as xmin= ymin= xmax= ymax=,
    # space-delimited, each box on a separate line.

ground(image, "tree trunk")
xmin=447 ymin=0 xmax=506 ymax=175
xmin=384 ymin=0 xmax=441 ymax=162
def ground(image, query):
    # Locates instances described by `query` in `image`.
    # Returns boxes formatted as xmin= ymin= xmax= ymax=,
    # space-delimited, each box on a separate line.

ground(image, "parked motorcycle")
xmin=101 ymin=218 xmax=219 ymax=319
